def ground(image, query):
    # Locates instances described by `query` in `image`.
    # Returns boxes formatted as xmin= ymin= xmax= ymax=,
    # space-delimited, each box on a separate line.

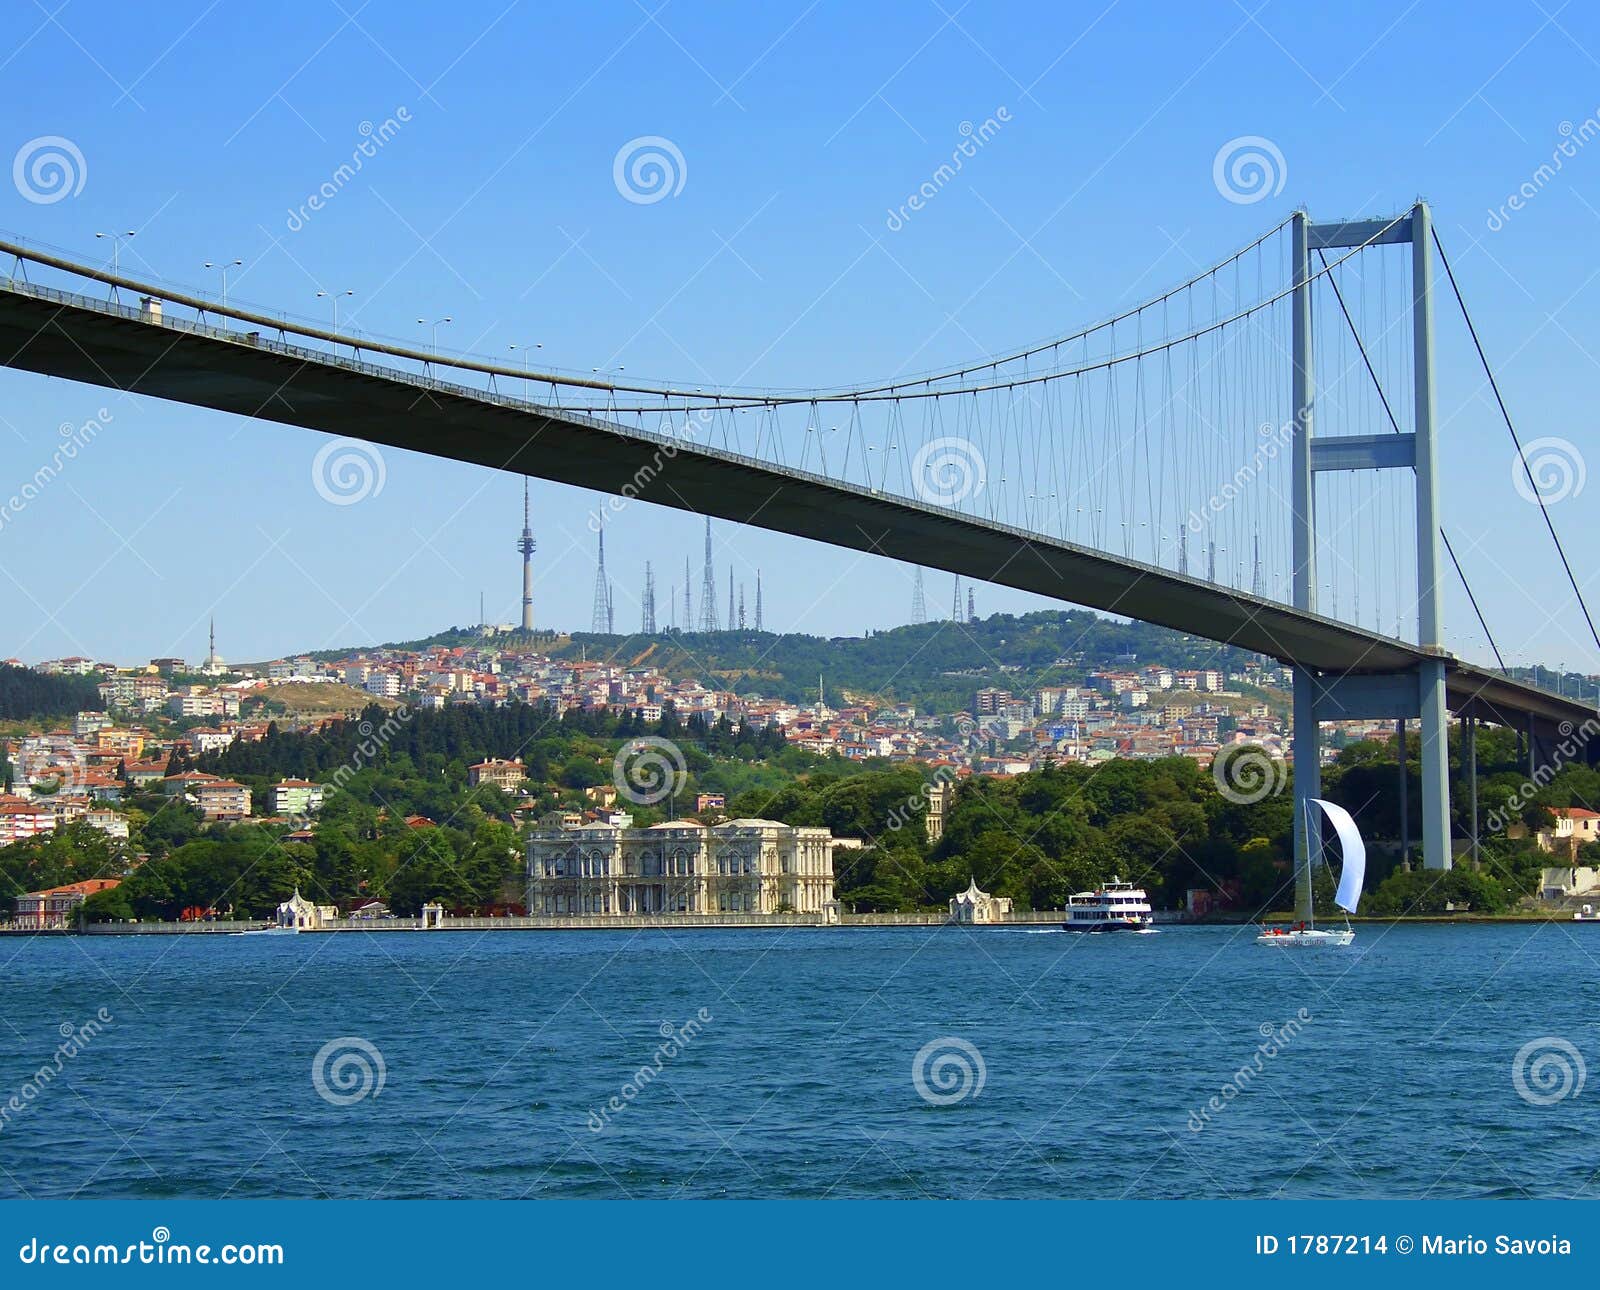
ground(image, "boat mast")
xmin=1304 ymin=798 xmax=1316 ymax=930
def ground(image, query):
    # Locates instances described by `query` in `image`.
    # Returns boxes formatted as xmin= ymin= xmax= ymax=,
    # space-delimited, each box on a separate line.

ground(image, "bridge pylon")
xmin=1290 ymin=203 xmax=1451 ymax=918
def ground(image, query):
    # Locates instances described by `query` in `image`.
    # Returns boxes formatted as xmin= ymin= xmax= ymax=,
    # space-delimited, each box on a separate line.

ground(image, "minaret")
xmin=517 ymin=479 xmax=536 ymax=631
xmin=206 ymin=616 xmax=216 ymax=671
xmin=643 ymin=562 xmax=657 ymax=634
xmin=591 ymin=529 xmax=610 ymax=634
xmin=755 ymin=570 xmax=763 ymax=632
xmin=911 ymin=568 xmax=926 ymax=624
xmin=698 ymin=517 xmax=718 ymax=633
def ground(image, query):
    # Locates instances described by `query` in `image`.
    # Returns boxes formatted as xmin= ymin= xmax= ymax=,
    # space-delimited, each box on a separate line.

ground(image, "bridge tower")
xmin=1290 ymin=202 xmax=1450 ymax=916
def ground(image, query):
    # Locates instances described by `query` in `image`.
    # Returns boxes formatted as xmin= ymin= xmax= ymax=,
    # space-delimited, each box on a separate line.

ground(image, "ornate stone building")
xmin=526 ymin=818 xmax=837 ymax=919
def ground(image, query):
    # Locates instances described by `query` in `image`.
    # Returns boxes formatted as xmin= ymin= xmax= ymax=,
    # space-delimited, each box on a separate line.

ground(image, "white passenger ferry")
xmin=1064 ymin=879 xmax=1156 ymax=932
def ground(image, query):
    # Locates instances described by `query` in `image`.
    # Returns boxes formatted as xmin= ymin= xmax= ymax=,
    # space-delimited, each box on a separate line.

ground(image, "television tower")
xmin=683 ymin=557 xmax=692 ymax=630
xmin=967 ymin=587 xmax=976 ymax=623
xmin=911 ymin=568 xmax=926 ymax=624
xmin=755 ymin=570 xmax=764 ymax=632
xmin=643 ymin=562 xmax=657 ymax=634
xmin=517 ymin=479 xmax=536 ymax=631
xmin=951 ymin=573 xmax=962 ymax=622
xmin=608 ymin=579 xmax=615 ymax=635
xmin=698 ymin=517 xmax=718 ymax=633
xmin=738 ymin=584 xmax=746 ymax=630
xmin=591 ymin=528 xmax=610 ymax=634
xmin=727 ymin=565 xmax=735 ymax=631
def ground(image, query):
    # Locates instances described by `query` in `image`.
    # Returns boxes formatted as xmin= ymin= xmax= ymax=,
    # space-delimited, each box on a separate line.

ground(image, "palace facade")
xmin=526 ymin=818 xmax=837 ymax=919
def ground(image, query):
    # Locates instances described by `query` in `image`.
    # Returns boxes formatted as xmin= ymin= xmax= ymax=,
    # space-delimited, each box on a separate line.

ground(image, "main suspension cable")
xmin=1432 ymin=229 xmax=1600 ymax=656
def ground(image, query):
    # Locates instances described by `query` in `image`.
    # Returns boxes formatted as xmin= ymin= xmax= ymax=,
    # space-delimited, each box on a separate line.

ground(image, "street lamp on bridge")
xmin=418 ymin=315 xmax=453 ymax=353
xmin=94 ymin=230 xmax=136 ymax=279
xmin=203 ymin=258 xmax=243 ymax=308
xmin=315 ymin=289 xmax=354 ymax=331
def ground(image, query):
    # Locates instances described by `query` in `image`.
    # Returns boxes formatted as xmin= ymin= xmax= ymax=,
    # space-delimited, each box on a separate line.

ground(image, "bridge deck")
xmin=0 ymin=278 xmax=1588 ymax=739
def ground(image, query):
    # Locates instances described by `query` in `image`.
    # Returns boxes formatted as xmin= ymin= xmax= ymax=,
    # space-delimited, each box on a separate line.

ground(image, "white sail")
xmin=1309 ymin=797 xmax=1366 ymax=914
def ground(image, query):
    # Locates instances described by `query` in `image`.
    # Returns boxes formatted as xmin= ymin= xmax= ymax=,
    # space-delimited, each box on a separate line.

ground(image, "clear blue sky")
xmin=2 ymin=0 xmax=1598 ymax=676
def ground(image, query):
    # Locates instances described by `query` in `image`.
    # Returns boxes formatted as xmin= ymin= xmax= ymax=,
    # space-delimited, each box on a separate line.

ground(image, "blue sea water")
xmin=0 ymin=923 xmax=1595 ymax=1200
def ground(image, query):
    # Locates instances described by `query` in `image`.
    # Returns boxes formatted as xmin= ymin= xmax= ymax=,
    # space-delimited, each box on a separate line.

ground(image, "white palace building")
xmin=525 ymin=817 xmax=838 ymax=920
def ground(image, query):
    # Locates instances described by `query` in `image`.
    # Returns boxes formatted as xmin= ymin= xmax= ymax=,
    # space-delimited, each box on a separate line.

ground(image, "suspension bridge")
xmin=1 ymin=202 xmax=1595 ymax=907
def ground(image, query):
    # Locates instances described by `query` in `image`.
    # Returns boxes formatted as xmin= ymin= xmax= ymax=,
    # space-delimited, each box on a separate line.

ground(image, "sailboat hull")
xmin=1255 ymin=927 xmax=1354 ymax=947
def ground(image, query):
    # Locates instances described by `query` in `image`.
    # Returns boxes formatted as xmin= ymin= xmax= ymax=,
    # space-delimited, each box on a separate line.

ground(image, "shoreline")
xmin=3 ymin=910 xmax=1591 ymax=936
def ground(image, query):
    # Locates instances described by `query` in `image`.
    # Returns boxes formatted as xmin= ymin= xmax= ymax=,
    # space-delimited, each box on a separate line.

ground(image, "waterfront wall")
xmin=8 ymin=909 xmax=1083 ymax=935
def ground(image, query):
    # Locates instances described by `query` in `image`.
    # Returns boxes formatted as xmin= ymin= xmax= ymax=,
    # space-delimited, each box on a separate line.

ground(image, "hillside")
xmin=0 ymin=662 xmax=103 ymax=720
xmin=552 ymin=610 xmax=1263 ymax=710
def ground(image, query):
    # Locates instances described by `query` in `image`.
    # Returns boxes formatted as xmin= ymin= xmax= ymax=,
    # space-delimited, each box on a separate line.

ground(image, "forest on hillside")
xmin=0 ymin=662 xmax=103 ymax=720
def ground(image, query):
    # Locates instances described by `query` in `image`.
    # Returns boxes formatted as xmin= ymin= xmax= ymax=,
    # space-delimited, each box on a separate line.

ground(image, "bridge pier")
xmin=1291 ymin=203 xmax=1452 ymax=913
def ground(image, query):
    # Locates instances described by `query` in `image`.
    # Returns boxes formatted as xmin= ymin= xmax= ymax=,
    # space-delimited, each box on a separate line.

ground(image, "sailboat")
xmin=1256 ymin=796 xmax=1365 ymax=947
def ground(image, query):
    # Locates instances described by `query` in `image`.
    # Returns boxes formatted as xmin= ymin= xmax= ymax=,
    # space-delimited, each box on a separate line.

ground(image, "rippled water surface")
xmin=1 ymin=923 xmax=1595 ymax=1198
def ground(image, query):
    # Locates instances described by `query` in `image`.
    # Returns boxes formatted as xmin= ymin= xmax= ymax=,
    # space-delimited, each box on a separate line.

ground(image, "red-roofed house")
xmin=13 ymin=878 xmax=121 ymax=930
